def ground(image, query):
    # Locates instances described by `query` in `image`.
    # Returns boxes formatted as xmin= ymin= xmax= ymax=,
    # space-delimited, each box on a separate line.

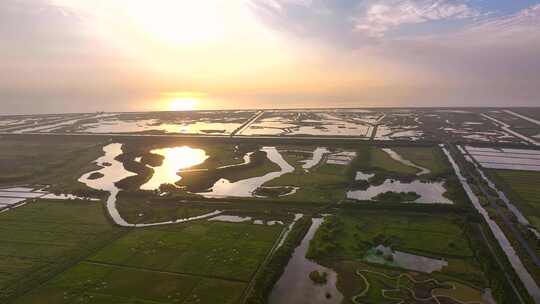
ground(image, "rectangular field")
xmin=489 ymin=169 xmax=540 ymax=230
xmin=14 ymin=220 xmax=282 ymax=304
xmin=391 ymin=146 xmax=450 ymax=176
xmin=0 ymin=200 xmax=122 ymax=301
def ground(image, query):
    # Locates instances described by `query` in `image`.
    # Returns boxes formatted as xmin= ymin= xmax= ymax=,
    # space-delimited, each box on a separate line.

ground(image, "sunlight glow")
xmin=140 ymin=147 xmax=209 ymax=190
xmin=170 ymin=98 xmax=198 ymax=111
xmin=125 ymin=1 xmax=225 ymax=46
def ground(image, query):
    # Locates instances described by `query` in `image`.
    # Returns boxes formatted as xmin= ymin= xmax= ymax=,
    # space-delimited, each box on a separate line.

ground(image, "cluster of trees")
xmin=372 ymin=191 xmax=420 ymax=203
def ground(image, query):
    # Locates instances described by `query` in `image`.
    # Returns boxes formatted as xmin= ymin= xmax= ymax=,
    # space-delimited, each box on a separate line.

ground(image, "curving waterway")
xmin=79 ymin=143 xmax=221 ymax=227
xmin=198 ymin=147 xmax=294 ymax=198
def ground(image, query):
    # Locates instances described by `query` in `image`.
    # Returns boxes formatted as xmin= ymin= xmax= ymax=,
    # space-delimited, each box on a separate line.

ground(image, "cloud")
xmin=468 ymin=3 xmax=540 ymax=36
xmin=248 ymin=1 xmax=540 ymax=106
xmin=354 ymin=0 xmax=481 ymax=37
xmin=251 ymin=0 xmax=312 ymax=11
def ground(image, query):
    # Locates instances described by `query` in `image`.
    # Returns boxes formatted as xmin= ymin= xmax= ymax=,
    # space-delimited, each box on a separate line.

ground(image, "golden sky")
xmin=1 ymin=0 xmax=540 ymax=113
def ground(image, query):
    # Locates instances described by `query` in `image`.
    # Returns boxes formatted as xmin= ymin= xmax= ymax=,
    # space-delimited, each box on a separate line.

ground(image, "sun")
xmin=170 ymin=98 xmax=198 ymax=111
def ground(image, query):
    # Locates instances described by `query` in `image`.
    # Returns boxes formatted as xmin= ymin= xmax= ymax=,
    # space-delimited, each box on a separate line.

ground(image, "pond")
xmin=269 ymin=218 xmax=343 ymax=304
xmin=198 ymin=147 xmax=294 ymax=198
xmin=355 ymin=171 xmax=375 ymax=181
xmin=140 ymin=146 xmax=209 ymax=190
xmin=364 ymin=245 xmax=447 ymax=273
xmin=78 ymin=119 xmax=241 ymax=135
xmin=347 ymin=177 xmax=453 ymax=204
xmin=465 ymin=146 xmax=540 ymax=171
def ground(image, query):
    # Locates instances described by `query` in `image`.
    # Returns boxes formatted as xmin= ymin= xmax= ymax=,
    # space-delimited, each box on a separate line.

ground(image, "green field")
xmin=489 ymin=169 xmax=540 ymax=230
xmin=264 ymin=160 xmax=349 ymax=203
xmin=309 ymin=211 xmax=474 ymax=260
xmin=392 ymin=146 xmax=450 ymax=176
xmin=115 ymin=192 xmax=216 ymax=224
xmin=0 ymin=137 xmax=106 ymax=194
xmin=11 ymin=210 xmax=282 ymax=304
xmin=14 ymin=262 xmax=245 ymax=304
xmin=88 ymin=221 xmax=281 ymax=281
xmin=370 ymin=147 xmax=419 ymax=175
xmin=0 ymin=200 xmax=123 ymax=301
xmin=352 ymin=145 xmax=449 ymax=177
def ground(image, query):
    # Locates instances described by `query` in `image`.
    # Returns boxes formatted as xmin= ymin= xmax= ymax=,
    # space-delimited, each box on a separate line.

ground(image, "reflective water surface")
xmin=198 ymin=147 xmax=294 ymax=198
xmin=141 ymin=146 xmax=209 ymax=190
xmin=269 ymin=218 xmax=343 ymax=304
xmin=347 ymin=177 xmax=452 ymax=204
xmin=364 ymin=245 xmax=448 ymax=273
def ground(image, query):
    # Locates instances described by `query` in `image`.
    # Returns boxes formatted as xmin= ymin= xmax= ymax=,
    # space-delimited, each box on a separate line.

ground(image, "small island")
xmin=309 ymin=270 xmax=328 ymax=285
xmin=88 ymin=172 xmax=104 ymax=180
xmin=372 ymin=191 xmax=420 ymax=203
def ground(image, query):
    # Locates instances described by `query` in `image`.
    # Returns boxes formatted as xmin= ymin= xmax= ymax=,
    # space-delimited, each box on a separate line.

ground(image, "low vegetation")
xmin=372 ymin=191 xmax=420 ymax=203
xmin=488 ymin=169 xmax=540 ymax=230
xmin=309 ymin=270 xmax=328 ymax=284
xmin=0 ymin=200 xmax=124 ymax=302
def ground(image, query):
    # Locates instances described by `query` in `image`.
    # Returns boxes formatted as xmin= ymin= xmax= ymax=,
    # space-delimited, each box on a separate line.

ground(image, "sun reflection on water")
xmin=140 ymin=146 xmax=208 ymax=190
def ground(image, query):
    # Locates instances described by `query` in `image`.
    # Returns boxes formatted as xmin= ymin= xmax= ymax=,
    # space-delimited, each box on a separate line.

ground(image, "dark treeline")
xmin=246 ymin=217 xmax=313 ymax=304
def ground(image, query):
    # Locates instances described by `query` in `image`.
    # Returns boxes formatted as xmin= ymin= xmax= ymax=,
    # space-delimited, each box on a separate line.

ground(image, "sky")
xmin=1 ymin=0 xmax=539 ymax=114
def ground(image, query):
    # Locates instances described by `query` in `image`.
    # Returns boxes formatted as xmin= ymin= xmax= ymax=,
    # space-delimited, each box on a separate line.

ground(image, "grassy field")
xmin=0 ymin=137 xmax=106 ymax=194
xmin=7 ymin=201 xmax=283 ymax=304
xmin=488 ymin=169 xmax=540 ymax=230
xmin=392 ymin=146 xmax=450 ymax=176
xmin=14 ymin=262 xmax=245 ymax=304
xmin=17 ymin=220 xmax=279 ymax=303
xmin=309 ymin=211 xmax=474 ymax=260
xmin=350 ymin=145 xmax=436 ymax=176
xmin=264 ymin=162 xmax=349 ymax=203
xmin=370 ymin=147 xmax=419 ymax=175
xmin=0 ymin=200 xmax=123 ymax=301
xmin=88 ymin=221 xmax=281 ymax=282
xmin=115 ymin=192 xmax=217 ymax=224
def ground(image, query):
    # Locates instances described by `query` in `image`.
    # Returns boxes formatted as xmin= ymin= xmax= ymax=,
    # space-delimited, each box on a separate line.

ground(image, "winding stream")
xmin=198 ymin=147 xmax=294 ymax=198
xmin=302 ymin=147 xmax=330 ymax=171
